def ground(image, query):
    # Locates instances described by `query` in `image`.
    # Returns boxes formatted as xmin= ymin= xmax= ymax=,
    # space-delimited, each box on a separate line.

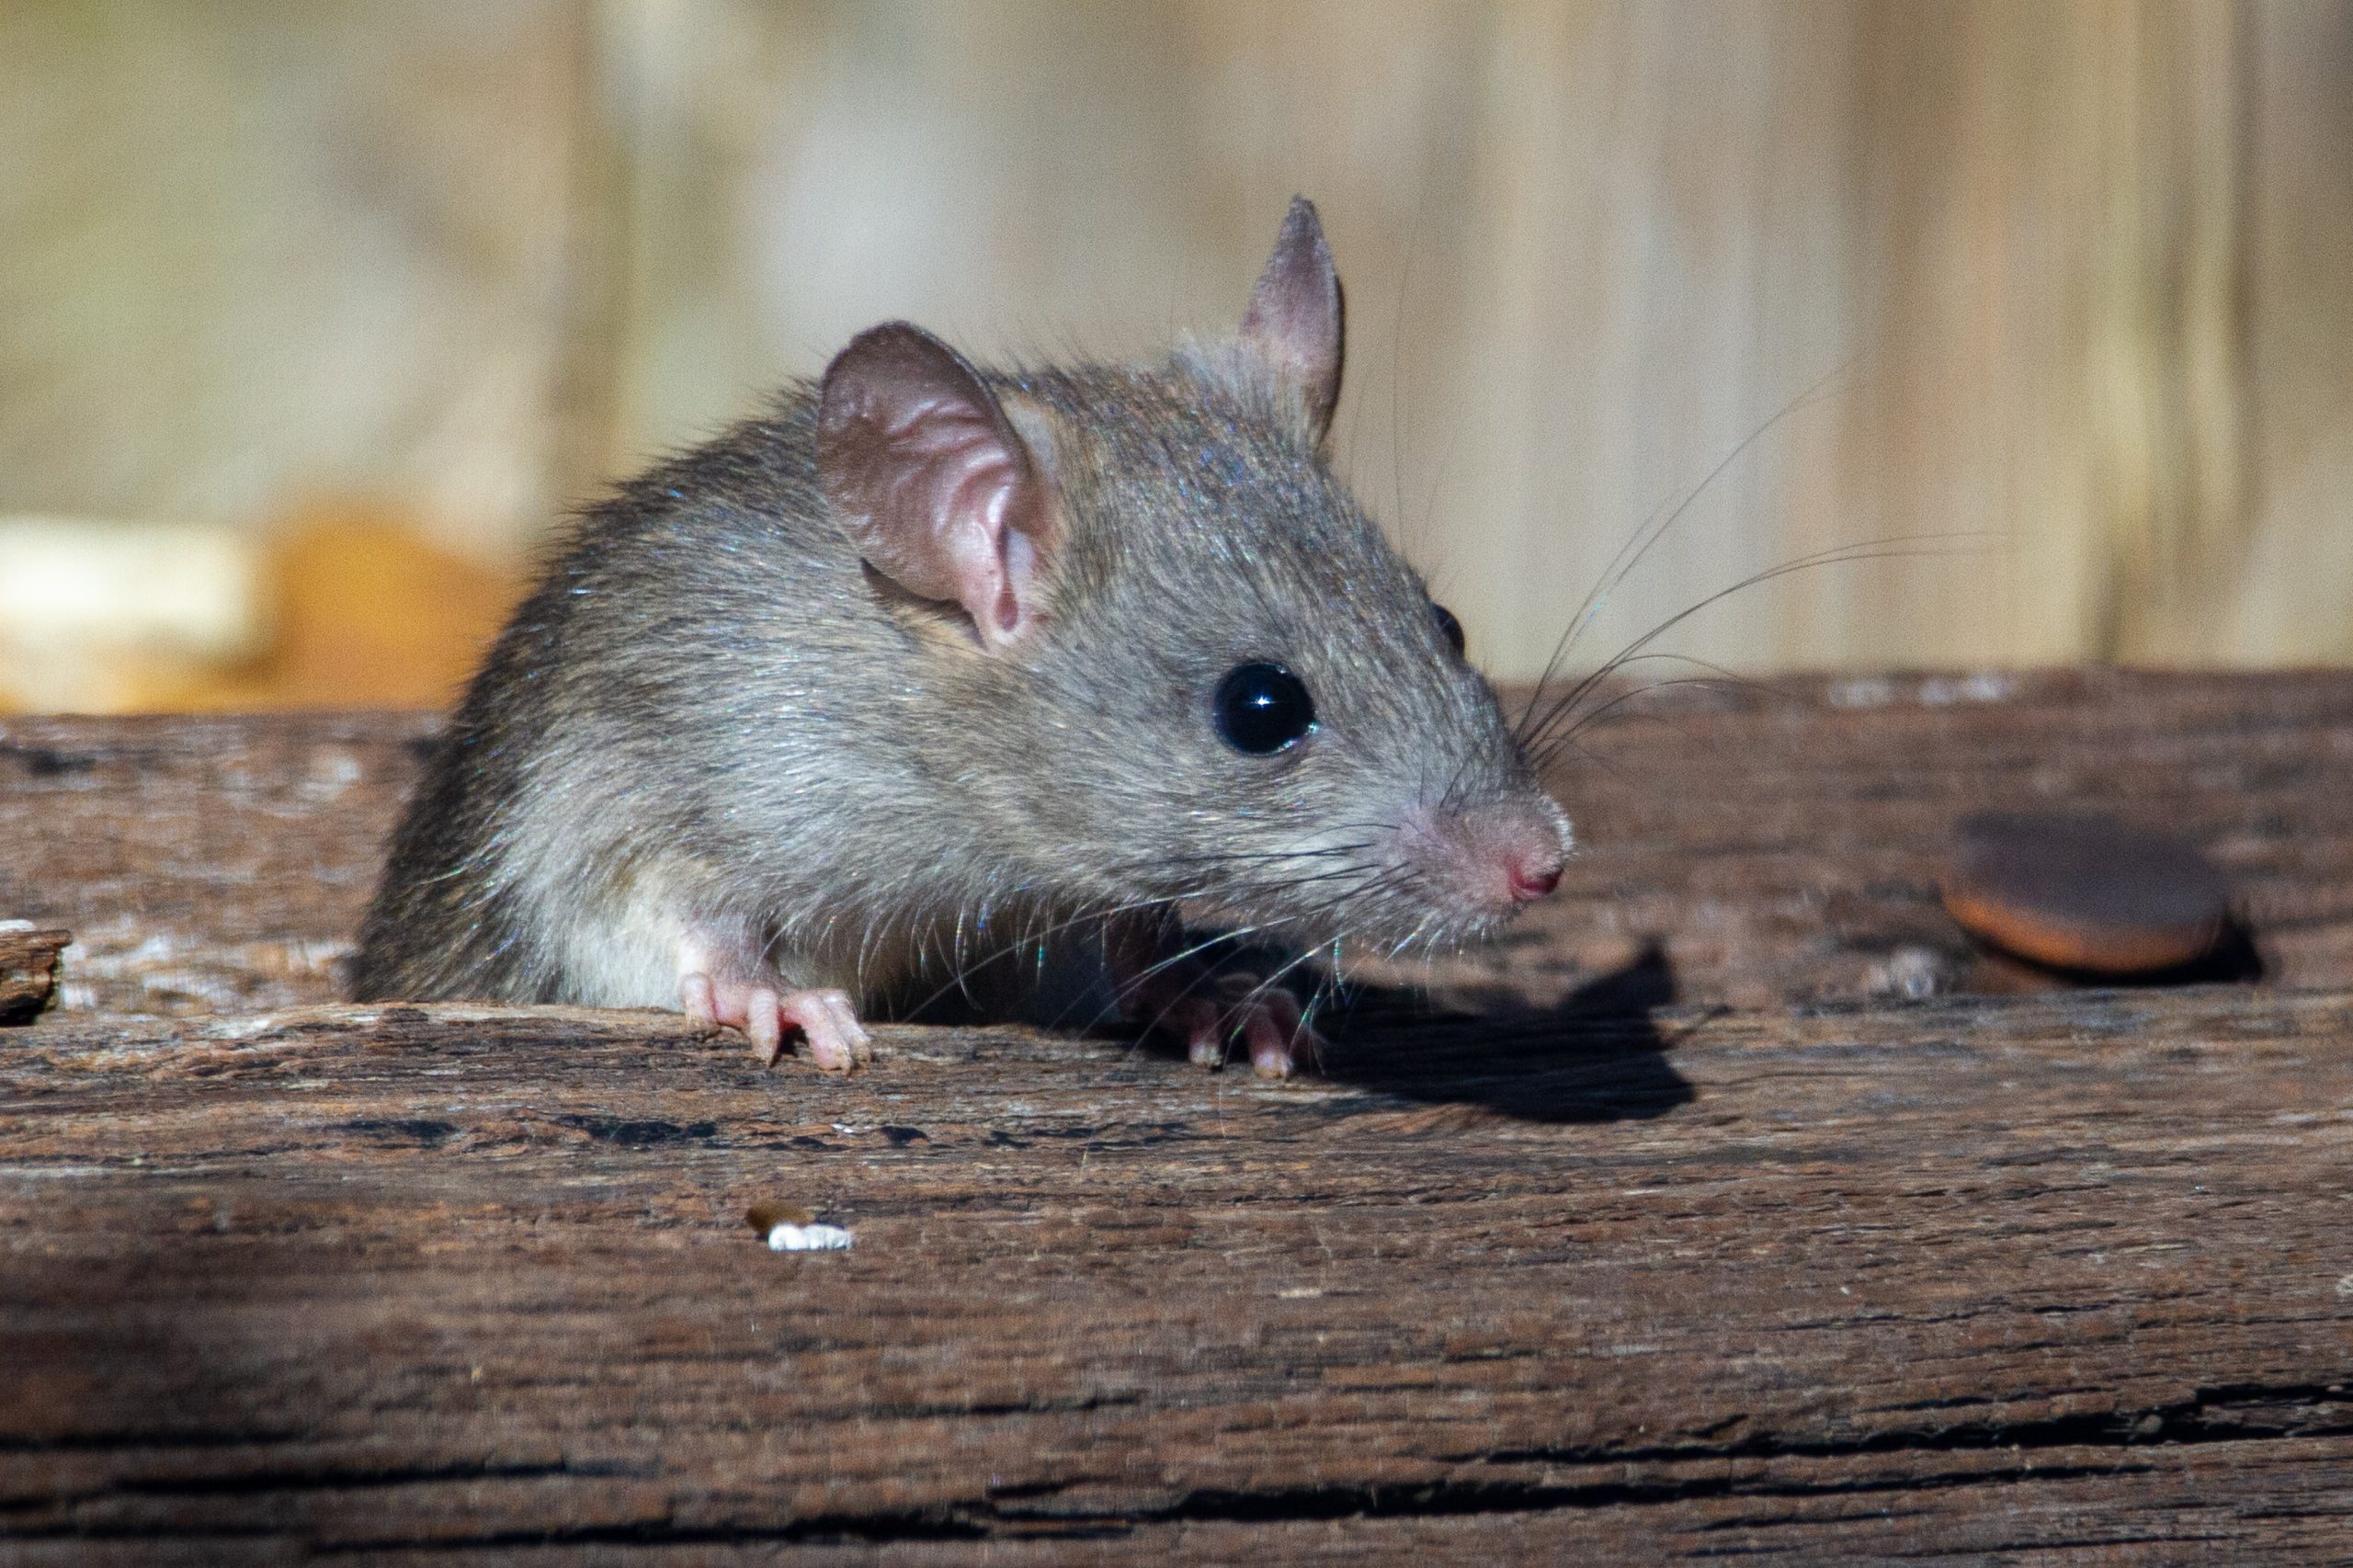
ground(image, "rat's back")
xmin=350 ymin=393 xmax=886 ymax=1006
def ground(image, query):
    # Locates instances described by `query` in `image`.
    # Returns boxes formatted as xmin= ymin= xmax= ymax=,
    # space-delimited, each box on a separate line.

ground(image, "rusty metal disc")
xmin=1941 ymin=812 xmax=2229 ymax=975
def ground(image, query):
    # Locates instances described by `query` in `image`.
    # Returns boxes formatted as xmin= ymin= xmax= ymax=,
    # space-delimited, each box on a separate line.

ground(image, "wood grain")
xmin=4 ymin=991 xmax=2351 ymax=1560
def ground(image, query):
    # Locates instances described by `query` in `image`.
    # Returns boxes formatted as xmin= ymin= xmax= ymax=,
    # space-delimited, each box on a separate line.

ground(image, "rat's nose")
xmin=1404 ymin=790 xmax=1572 ymax=924
xmin=1506 ymin=853 xmax=1563 ymax=903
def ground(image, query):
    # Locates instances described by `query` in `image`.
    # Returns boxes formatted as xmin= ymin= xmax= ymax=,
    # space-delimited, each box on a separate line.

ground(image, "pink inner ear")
xmin=1238 ymin=197 xmax=1344 ymax=436
xmin=877 ymin=391 xmax=1034 ymax=634
xmin=819 ymin=324 xmax=1054 ymax=649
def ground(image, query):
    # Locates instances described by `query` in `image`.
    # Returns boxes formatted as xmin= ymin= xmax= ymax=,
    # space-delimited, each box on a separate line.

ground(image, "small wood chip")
xmin=0 ymin=924 xmax=71 ymax=1025
xmin=1941 ymin=812 xmax=2229 ymax=974
xmin=745 ymin=1199 xmax=817 ymax=1234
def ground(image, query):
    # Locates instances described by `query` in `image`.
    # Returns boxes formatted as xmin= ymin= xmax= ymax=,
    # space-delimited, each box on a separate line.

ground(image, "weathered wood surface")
xmin=6 ymin=670 xmax=2353 ymax=1560
xmin=6 ymin=670 xmax=2353 ymax=1015
xmin=0 ymin=710 xmax=428 ymax=1018
xmin=6 ymin=994 xmax=2353 ymax=1561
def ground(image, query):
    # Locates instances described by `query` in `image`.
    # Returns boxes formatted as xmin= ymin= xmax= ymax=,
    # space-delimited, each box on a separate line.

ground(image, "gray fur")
xmin=352 ymin=305 xmax=1566 ymax=1016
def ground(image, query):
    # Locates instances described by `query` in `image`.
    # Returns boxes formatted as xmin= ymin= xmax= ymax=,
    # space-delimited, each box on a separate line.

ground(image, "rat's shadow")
xmin=1313 ymin=943 xmax=1694 ymax=1125
xmin=922 ymin=930 xmax=1694 ymax=1127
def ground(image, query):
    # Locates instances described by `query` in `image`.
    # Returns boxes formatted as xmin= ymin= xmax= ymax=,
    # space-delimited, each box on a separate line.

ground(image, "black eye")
xmin=1213 ymin=662 xmax=1317 ymax=755
xmin=1431 ymin=603 xmax=1465 ymax=656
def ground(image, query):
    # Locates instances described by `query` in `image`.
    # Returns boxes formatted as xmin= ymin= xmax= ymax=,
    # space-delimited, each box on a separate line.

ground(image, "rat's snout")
xmin=1399 ymin=790 xmax=1572 ymax=925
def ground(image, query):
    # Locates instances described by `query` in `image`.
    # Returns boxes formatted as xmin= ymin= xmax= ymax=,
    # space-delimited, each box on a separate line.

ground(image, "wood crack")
xmin=1472 ymin=1381 xmax=2353 ymax=1470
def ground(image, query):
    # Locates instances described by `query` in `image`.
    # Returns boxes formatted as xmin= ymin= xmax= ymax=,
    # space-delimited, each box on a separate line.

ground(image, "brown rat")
xmin=350 ymin=199 xmax=1570 ymax=1077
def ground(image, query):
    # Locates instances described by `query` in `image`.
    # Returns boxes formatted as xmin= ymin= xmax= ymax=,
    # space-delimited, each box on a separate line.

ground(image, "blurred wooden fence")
xmin=4 ymin=0 xmax=2349 ymax=685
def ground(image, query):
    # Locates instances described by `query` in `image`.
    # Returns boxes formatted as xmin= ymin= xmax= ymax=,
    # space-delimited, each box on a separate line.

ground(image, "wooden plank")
xmin=6 ymin=670 xmax=2352 ymax=1017
xmin=4 ymin=989 xmax=2352 ymax=1559
xmin=0 ymin=710 xmax=433 ymax=1017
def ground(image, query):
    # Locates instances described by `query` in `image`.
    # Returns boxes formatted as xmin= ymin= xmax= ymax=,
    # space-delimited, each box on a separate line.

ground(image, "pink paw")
xmin=679 ymin=973 xmax=872 ymax=1073
xmin=1130 ymin=968 xmax=1324 ymax=1080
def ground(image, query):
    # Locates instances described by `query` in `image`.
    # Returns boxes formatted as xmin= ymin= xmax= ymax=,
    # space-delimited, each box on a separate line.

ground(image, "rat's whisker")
xmin=1521 ymin=532 xmax=1993 ymax=755
xmin=903 ymin=890 xmax=1214 ymax=1020
xmin=1517 ymin=359 xmax=1860 ymax=744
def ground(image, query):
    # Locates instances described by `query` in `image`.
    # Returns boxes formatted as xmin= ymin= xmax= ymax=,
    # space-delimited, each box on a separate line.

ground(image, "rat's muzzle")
xmin=1393 ymin=790 xmax=1573 ymax=931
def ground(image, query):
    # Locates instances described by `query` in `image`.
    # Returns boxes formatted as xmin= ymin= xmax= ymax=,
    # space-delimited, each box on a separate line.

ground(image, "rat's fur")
xmin=352 ymin=203 xmax=1568 ymax=1037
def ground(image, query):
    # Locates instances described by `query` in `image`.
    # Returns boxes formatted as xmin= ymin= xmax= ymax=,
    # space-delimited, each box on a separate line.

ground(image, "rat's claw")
xmin=1108 ymin=932 xmax=1322 ymax=1078
xmin=1211 ymin=972 xmax=1320 ymax=1079
xmin=678 ymin=971 xmax=871 ymax=1072
xmin=778 ymin=988 xmax=871 ymax=1073
xmin=1239 ymin=988 xmax=1323 ymax=1080
xmin=745 ymin=987 xmax=785 ymax=1064
xmin=1152 ymin=997 xmax=1226 ymax=1067
xmin=1159 ymin=983 xmax=1320 ymax=1077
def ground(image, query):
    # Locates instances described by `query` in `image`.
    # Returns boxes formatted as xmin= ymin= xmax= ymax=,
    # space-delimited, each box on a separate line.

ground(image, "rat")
xmin=350 ymin=198 xmax=1570 ymax=1078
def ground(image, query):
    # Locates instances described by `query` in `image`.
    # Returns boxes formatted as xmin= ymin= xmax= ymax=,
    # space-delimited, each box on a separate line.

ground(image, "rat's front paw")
xmin=680 ymin=972 xmax=873 ymax=1072
xmin=1130 ymin=968 xmax=1324 ymax=1080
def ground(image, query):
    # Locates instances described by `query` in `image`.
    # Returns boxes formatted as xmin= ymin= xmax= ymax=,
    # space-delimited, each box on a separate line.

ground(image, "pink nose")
xmin=1507 ymin=857 xmax=1563 ymax=903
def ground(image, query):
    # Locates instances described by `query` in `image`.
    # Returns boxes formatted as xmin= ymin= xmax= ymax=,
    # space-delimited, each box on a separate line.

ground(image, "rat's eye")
xmin=1213 ymin=663 xmax=1317 ymax=755
xmin=1431 ymin=603 xmax=1465 ymax=656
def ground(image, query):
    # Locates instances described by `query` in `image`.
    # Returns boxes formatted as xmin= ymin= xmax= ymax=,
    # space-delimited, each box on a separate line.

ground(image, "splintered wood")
xmin=5 ymin=673 xmax=2353 ymax=1562
xmin=0 ymin=924 xmax=70 ymax=1024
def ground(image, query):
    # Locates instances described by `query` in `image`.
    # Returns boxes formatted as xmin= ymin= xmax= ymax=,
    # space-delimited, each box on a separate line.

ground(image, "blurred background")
xmin=3 ymin=0 xmax=2349 ymax=713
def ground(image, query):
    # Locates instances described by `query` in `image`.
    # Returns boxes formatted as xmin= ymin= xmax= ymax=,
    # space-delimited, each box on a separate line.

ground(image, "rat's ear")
xmin=818 ymin=323 xmax=1060 ymax=652
xmin=1237 ymin=196 xmax=1345 ymax=444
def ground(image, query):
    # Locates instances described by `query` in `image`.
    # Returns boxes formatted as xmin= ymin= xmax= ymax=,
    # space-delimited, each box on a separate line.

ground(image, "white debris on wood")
xmin=767 ymin=1221 xmax=855 ymax=1253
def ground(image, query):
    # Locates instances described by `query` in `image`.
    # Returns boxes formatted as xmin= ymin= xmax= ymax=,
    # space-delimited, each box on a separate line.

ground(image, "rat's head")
xmin=817 ymin=198 xmax=1568 ymax=956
